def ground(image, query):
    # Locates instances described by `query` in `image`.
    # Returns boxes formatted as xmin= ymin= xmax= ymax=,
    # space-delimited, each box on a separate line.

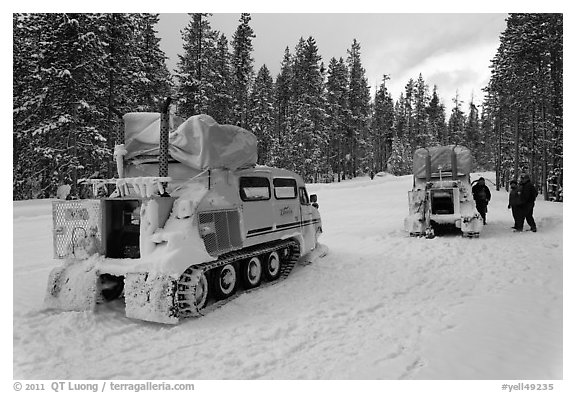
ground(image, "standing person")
xmin=519 ymin=173 xmax=538 ymax=232
xmin=508 ymin=179 xmax=523 ymax=231
xmin=472 ymin=177 xmax=491 ymax=225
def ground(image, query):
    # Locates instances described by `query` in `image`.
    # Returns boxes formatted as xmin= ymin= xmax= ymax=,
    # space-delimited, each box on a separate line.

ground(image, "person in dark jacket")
xmin=518 ymin=173 xmax=538 ymax=232
xmin=508 ymin=179 xmax=523 ymax=230
xmin=472 ymin=177 xmax=491 ymax=224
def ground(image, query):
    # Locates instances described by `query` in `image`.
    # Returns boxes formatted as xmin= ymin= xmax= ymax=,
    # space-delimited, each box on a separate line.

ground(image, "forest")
xmin=12 ymin=13 xmax=563 ymax=201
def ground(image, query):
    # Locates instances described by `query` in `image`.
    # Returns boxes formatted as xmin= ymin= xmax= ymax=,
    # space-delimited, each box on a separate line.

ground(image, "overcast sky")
xmin=157 ymin=13 xmax=507 ymax=109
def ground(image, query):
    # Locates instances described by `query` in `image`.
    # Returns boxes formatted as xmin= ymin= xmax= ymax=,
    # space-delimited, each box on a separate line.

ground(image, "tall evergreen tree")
xmin=209 ymin=33 xmax=233 ymax=123
xmin=273 ymin=47 xmax=294 ymax=170
xmin=484 ymin=13 xmax=562 ymax=195
xmin=371 ymin=74 xmax=394 ymax=173
xmin=326 ymin=57 xmax=349 ymax=181
xmin=426 ymin=86 xmax=447 ymax=145
xmin=13 ymin=13 xmax=173 ymax=200
xmin=287 ymin=36 xmax=327 ymax=181
xmin=403 ymin=78 xmax=416 ymax=147
xmin=464 ymin=97 xmax=481 ymax=152
xmin=247 ymin=65 xmax=275 ymax=165
xmin=230 ymin=13 xmax=255 ymax=127
xmin=176 ymin=13 xmax=217 ymax=118
xmin=447 ymin=91 xmax=466 ymax=145
xmin=346 ymin=39 xmax=371 ymax=177
xmin=14 ymin=13 xmax=47 ymax=198
xmin=15 ymin=14 xmax=108 ymax=198
xmin=413 ymin=73 xmax=430 ymax=147
xmin=98 ymin=13 xmax=139 ymax=178
xmin=132 ymin=13 xmax=173 ymax=112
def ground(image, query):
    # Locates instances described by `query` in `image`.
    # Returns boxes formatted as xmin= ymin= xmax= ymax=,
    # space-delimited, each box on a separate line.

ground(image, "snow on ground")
xmin=13 ymin=172 xmax=563 ymax=381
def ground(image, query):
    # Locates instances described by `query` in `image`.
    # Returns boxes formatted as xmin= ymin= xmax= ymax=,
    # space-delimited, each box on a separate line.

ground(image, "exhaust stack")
xmin=159 ymin=97 xmax=172 ymax=181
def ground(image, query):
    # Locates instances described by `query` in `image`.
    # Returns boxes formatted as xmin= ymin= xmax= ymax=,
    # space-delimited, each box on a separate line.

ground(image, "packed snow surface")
xmin=13 ymin=173 xmax=562 ymax=380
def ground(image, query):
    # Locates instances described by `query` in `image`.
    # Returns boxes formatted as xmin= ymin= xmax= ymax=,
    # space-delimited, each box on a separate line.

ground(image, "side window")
xmin=299 ymin=187 xmax=310 ymax=205
xmin=239 ymin=177 xmax=271 ymax=201
xmin=273 ymin=178 xmax=297 ymax=200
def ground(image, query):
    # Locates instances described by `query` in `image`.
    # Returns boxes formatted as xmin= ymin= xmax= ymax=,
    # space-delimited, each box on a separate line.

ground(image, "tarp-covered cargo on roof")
xmin=412 ymin=145 xmax=473 ymax=179
xmin=123 ymin=113 xmax=258 ymax=171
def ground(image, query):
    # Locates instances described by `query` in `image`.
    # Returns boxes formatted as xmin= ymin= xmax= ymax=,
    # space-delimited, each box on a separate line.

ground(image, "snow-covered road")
xmin=13 ymin=173 xmax=562 ymax=380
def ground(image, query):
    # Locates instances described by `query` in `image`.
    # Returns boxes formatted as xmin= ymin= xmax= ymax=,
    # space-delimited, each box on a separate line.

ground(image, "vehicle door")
xmin=239 ymin=176 xmax=273 ymax=243
xmin=299 ymin=187 xmax=316 ymax=252
xmin=272 ymin=177 xmax=300 ymax=234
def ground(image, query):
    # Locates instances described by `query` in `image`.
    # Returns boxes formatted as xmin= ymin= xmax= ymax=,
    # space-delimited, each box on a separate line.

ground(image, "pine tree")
xmin=209 ymin=33 xmax=233 ymax=123
xmin=132 ymin=13 xmax=173 ymax=112
xmin=403 ymin=78 xmax=416 ymax=148
xmin=98 ymin=13 xmax=140 ymax=178
xmin=464 ymin=97 xmax=481 ymax=152
xmin=346 ymin=39 xmax=371 ymax=177
xmin=247 ymin=65 xmax=275 ymax=165
xmin=13 ymin=13 xmax=174 ymax=200
xmin=273 ymin=47 xmax=294 ymax=170
xmin=413 ymin=73 xmax=433 ymax=147
xmin=484 ymin=13 xmax=562 ymax=196
xmin=14 ymin=14 xmax=109 ymax=198
xmin=326 ymin=57 xmax=349 ymax=181
xmin=388 ymin=132 xmax=412 ymax=176
xmin=371 ymin=75 xmax=394 ymax=173
xmin=13 ymin=13 xmax=46 ymax=198
xmin=230 ymin=13 xmax=255 ymax=127
xmin=176 ymin=13 xmax=218 ymax=118
xmin=426 ymin=86 xmax=447 ymax=145
xmin=447 ymin=91 xmax=466 ymax=145
xmin=287 ymin=36 xmax=327 ymax=181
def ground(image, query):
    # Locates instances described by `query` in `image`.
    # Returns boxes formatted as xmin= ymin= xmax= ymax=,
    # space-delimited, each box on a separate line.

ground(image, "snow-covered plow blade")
xmin=44 ymin=264 xmax=182 ymax=324
xmin=46 ymin=200 xmax=105 ymax=312
xmin=124 ymin=273 xmax=179 ymax=324
xmin=44 ymin=260 xmax=100 ymax=312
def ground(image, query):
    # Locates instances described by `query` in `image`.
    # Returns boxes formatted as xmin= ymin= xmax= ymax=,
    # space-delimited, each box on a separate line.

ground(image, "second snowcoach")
xmin=404 ymin=145 xmax=483 ymax=238
xmin=45 ymin=108 xmax=323 ymax=324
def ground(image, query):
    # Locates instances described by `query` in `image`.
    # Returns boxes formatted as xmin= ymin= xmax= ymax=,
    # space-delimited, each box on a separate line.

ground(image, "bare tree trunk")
xmin=70 ymin=104 xmax=78 ymax=198
xmin=530 ymin=104 xmax=535 ymax=182
xmin=496 ymin=109 xmax=502 ymax=191
xmin=513 ymin=108 xmax=520 ymax=180
xmin=542 ymin=103 xmax=549 ymax=201
xmin=107 ymin=69 xmax=115 ymax=178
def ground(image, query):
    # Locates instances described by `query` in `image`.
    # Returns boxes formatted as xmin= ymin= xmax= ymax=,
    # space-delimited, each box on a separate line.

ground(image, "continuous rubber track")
xmin=176 ymin=239 xmax=300 ymax=319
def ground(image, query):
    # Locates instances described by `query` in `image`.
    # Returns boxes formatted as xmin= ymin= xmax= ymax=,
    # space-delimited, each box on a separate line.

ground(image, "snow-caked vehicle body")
xmin=45 ymin=109 xmax=323 ymax=324
xmin=404 ymin=145 xmax=483 ymax=238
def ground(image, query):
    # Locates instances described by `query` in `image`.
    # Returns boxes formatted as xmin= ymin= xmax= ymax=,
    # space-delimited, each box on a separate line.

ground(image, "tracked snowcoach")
xmin=404 ymin=145 xmax=483 ymax=238
xmin=45 ymin=106 xmax=322 ymax=324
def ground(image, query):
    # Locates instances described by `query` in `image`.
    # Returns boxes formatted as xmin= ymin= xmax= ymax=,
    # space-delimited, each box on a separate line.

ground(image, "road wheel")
xmin=241 ymin=256 xmax=263 ymax=289
xmin=214 ymin=264 xmax=238 ymax=299
xmin=263 ymin=251 xmax=281 ymax=281
xmin=178 ymin=268 xmax=209 ymax=316
xmin=192 ymin=272 xmax=209 ymax=310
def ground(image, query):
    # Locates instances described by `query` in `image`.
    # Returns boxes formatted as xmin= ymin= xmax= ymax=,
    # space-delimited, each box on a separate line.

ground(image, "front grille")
xmin=53 ymin=200 xmax=103 ymax=259
xmin=198 ymin=209 xmax=242 ymax=255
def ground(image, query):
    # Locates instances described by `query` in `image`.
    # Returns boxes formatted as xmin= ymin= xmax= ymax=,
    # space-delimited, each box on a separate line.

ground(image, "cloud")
xmin=371 ymin=40 xmax=501 ymax=107
xmin=158 ymin=13 xmax=506 ymax=108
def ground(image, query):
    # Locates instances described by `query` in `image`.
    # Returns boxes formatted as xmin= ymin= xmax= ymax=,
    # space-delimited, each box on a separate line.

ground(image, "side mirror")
xmin=310 ymin=194 xmax=317 ymax=203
